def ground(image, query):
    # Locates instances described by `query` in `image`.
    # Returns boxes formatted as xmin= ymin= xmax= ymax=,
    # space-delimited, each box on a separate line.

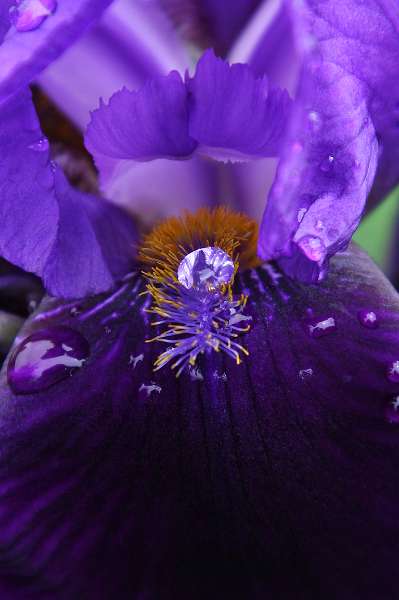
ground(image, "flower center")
xmin=139 ymin=207 xmax=257 ymax=376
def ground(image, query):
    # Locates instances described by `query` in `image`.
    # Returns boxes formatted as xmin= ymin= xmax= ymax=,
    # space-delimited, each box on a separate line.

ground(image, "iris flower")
xmin=0 ymin=0 xmax=399 ymax=598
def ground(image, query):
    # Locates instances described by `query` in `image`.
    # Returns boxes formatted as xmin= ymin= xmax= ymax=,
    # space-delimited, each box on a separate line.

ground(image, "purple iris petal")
xmin=0 ymin=246 xmax=398 ymax=597
xmin=0 ymin=0 xmax=113 ymax=105
xmin=258 ymin=0 xmax=399 ymax=282
xmin=86 ymin=73 xmax=197 ymax=164
xmin=188 ymin=49 xmax=291 ymax=160
xmin=0 ymin=91 xmax=137 ymax=298
xmin=85 ymin=48 xmax=292 ymax=172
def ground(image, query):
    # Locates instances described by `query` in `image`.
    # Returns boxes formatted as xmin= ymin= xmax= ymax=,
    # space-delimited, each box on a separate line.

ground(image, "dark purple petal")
xmin=259 ymin=0 xmax=399 ymax=282
xmin=0 ymin=246 xmax=398 ymax=598
xmin=0 ymin=0 xmax=114 ymax=105
xmin=0 ymin=91 xmax=137 ymax=298
xmin=86 ymin=73 xmax=197 ymax=166
xmin=188 ymin=49 xmax=292 ymax=161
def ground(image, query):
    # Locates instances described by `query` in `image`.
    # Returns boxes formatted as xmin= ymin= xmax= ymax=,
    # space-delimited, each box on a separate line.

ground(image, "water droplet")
xmin=177 ymin=247 xmax=234 ymax=291
xmin=298 ymin=235 xmax=326 ymax=262
xmin=10 ymin=0 xmax=57 ymax=32
xmin=189 ymin=365 xmax=204 ymax=382
xmin=320 ymin=154 xmax=335 ymax=172
xmin=386 ymin=396 xmax=399 ymax=423
xmin=308 ymin=110 xmax=321 ymax=131
xmin=387 ymin=360 xmax=399 ymax=383
xmin=28 ymin=137 xmax=49 ymax=152
xmin=308 ymin=317 xmax=336 ymax=338
xmin=7 ymin=326 xmax=89 ymax=395
xmin=297 ymin=208 xmax=307 ymax=223
xmin=357 ymin=310 xmax=378 ymax=329
xmin=139 ymin=382 xmax=162 ymax=397
xmin=69 ymin=306 xmax=82 ymax=317
xmin=299 ymin=368 xmax=313 ymax=380
xmin=129 ymin=353 xmax=144 ymax=368
xmin=315 ymin=219 xmax=325 ymax=232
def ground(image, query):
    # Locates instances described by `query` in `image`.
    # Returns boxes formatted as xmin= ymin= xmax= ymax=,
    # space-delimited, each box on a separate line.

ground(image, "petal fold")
xmin=0 ymin=247 xmax=399 ymax=597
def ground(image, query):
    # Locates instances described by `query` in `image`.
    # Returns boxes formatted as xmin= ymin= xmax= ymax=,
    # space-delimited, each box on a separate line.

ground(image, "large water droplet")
xmin=177 ymin=247 xmax=234 ymax=291
xmin=9 ymin=0 xmax=57 ymax=33
xmin=7 ymin=326 xmax=89 ymax=395
xmin=298 ymin=235 xmax=326 ymax=262
xmin=357 ymin=309 xmax=378 ymax=329
xmin=387 ymin=360 xmax=399 ymax=383
xmin=385 ymin=396 xmax=399 ymax=424
xmin=308 ymin=317 xmax=336 ymax=338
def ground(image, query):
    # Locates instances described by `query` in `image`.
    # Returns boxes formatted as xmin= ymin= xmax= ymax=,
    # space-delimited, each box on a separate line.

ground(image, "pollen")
xmin=139 ymin=207 xmax=257 ymax=377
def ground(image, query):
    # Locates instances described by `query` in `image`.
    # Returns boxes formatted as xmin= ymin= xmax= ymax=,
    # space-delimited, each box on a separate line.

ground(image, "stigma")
xmin=139 ymin=208 xmax=258 ymax=376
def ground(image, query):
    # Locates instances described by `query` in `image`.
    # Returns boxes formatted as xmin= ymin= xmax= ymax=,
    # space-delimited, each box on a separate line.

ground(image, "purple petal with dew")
xmin=86 ymin=73 xmax=197 ymax=165
xmin=258 ymin=0 xmax=399 ymax=282
xmin=1 ymin=246 xmax=399 ymax=598
xmin=0 ymin=0 xmax=114 ymax=105
xmin=188 ymin=49 xmax=292 ymax=161
xmin=0 ymin=91 xmax=137 ymax=299
xmin=38 ymin=0 xmax=192 ymax=128
xmin=259 ymin=2 xmax=388 ymax=281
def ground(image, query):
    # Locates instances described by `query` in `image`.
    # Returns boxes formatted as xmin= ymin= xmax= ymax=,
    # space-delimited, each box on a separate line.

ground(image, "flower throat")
xmin=139 ymin=207 xmax=258 ymax=376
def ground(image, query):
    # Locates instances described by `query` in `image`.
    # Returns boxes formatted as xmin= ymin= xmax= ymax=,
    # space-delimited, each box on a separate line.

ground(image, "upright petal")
xmin=188 ymin=49 xmax=291 ymax=161
xmin=0 ymin=92 xmax=137 ymax=298
xmin=259 ymin=0 xmax=399 ymax=282
xmin=0 ymin=0 xmax=113 ymax=104
xmin=0 ymin=247 xmax=399 ymax=597
xmin=86 ymin=74 xmax=197 ymax=164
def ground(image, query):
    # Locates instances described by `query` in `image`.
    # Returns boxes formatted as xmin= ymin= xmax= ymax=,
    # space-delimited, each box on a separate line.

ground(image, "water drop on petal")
xmin=387 ymin=360 xmax=399 ymax=383
xmin=385 ymin=396 xmax=399 ymax=423
xmin=357 ymin=309 xmax=378 ymax=329
xmin=7 ymin=326 xmax=89 ymax=394
xmin=178 ymin=247 xmax=234 ymax=291
xmin=320 ymin=154 xmax=335 ymax=172
xmin=297 ymin=208 xmax=307 ymax=223
xmin=10 ymin=0 xmax=57 ymax=32
xmin=299 ymin=368 xmax=313 ymax=380
xmin=308 ymin=317 xmax=336 ymax=338
xmin=28 ymin=137 xmax=49 ymax=152
xmin=298 ymin=235 xmax=326 ymax=263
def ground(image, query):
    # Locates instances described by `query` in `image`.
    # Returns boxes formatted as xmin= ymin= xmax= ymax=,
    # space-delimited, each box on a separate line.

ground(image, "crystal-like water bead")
xmin=177 ymin=247 xmax=235 ymax=291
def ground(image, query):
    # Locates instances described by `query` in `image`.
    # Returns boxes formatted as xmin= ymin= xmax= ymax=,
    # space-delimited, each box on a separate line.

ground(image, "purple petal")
xmin=0 ymin=91 xmax=137 ymax=298
xmin=0 ymin=246 xmax=399 ymax=597
xmin=38 ymin=0 xmax=191 ymax=128
xmin=188 ymin=49 xmax=292 ymax=161
xmin=259 ymin=0 xmax=399 ymax=282
xmin=86 ymin=73 xmax=197 ymax=165
xmin=0 ymin=0 xmax=113 ymax=104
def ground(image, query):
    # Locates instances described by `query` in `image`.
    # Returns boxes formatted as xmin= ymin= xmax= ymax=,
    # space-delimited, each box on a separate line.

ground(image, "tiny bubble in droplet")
xmin=298 ymin=235 xmax=326 ymax=263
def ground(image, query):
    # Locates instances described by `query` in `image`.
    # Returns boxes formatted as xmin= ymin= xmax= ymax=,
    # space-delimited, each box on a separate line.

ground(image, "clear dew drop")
xmin=299 ymin=368 xmax=313 ymax=380
xmin=177 ymin=247 xmax=235 ymax=291
xmin=297 ymin=208 xmax=307 ymax=223
xmin=7 ymin=326 xmax=89 ymax=395
xmin=320 ymin=154 xmax=335 ymax=172
xmin=385 ymin=396 xmax=399 ymax=424
xmin=28 ymin=137 xmax=49 ymax=152
xmin=308 ymin=110 xmax=321 ymax=131
xmin=9 ymin=0 xmax=57 ymax=32
xmin=387 ymin=360 xmax=399 ymax=383
xmin=357 ymin=309 xmax=378 ymax=329
xmin=298 ymin=235 xmax=326 ymax=263
xmin=308 ymin=316 xmax=336 ymax=338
